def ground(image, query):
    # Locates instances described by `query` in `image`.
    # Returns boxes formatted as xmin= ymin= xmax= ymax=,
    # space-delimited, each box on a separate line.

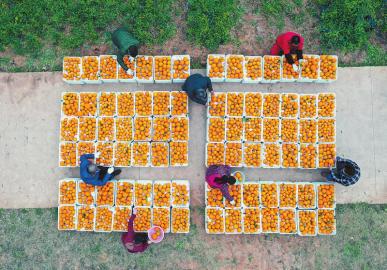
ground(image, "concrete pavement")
xmin=0 ymin=67 xmax=386 ymax=208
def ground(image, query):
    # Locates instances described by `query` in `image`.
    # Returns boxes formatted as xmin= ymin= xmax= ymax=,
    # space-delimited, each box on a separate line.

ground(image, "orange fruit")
xmin=263 ymin=93 xmax=280 ymax=117
xmin=100 ymin=56 xmax=117 ymax=80
xmin=171 ymin=91 xmax=188 ymax=116
xmin=298 ymin=210 xmax=317 ymax=235
xmin=208 ymin=93 xmax=226 ymax=116
xmin=63 ymin=57 xmax=81 ymax=81
xmin=263 ymin=56 xmax=281 ymax=80
xmin=58 ymin=205 xmax=76 ymax=230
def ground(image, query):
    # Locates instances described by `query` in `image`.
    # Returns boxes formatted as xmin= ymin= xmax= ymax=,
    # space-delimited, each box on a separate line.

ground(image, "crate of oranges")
xmin=59 ymin=142 xmax=77 ymax=167
xmin=115 ymin=180 xmax=135 ymax=207
xmin=96 ymin=142 xmax=114 ymax=166
xmin=134 ymin=207 xmax=152 ymax=232
xmin=171 ymin=180 xmax=190 ymax=207
xmin=207 ymin=117 xmax=225 ymax=143
xmin=99 ymin=55 xmax=118 ymax=82
xmin=169 ymin=141 xmax=188 ymax=166
xmin=135 ymin=55 xmax=154 ymax=83
xmin=58 ymin=179 xmax=77 ymax=205
xmin=113 ymin=206 xmax=132 ymax=232
xmin=113 ymin=142 xmax=131 ymax=167
xmin=81 ymin=56 xmax=101 ymax=84
xmin=262 ymin=93 xmax=280 ymax=117
xmin=242 ymin=208 xmax=261 ymax=234
xmin=170 ymin=117 xmax=189 ymax=141
xmin=171 ymin=207 xmax=190 ymax=233
xmin=207 ymin=92 xmax=226 ymax=117
xmin=95 ymin=206 xmax=114 ymax=232
xmin=207 ymin=54 xmax=226 ymax=82
xmin=117 ymin=92 xmax=135 ymax=117
xmin=226 ymin=117 xmax=243 ymax=142
xmin=63 ymin=57 xmax=83 ymax=84
xmin=317 ymin=119 xmax=336 ymax=143
xmin=297 ymin=210 xmax=317 ymax=236
xmin=243 ymin=56 xmax=263 ymax=83
xmin=225 ymin=142 xmax=243 ymax=167
xmin=318 ymin=209 xmax=336 ymax=235
xmin=299 ymin=55 xmax=320 ymax=82
xmin=281 ymin=93 xmax=299 ymax=118
xmin=226 ymin=92 xmax=244 ymax=117
xmin=299 ymin=94 xmax=317 ymax=119
xmin=118 ymin=55 xmax=136 ymax=82
xmin=205 ymin=207 xmax=225 ymax=234
xmin=153 ymin=91 xmax=171 ymax=116
xmin=261 ymin=207 xmax=279 ymax=233
xmin=318 ymin=143 xmax=336 ymax=168
xmin=224 ymin=208 xmax=243 ymax=234
xmin=134 ymin=181 xmax=153 ymax=207
xmin=242 ymin=182 xmax=260 ymax=207
xmin=281 ymin=143 xmax=299 ymax=168
xmin=206 ymin=143 xmax=225 ymax=167
xmin=262 ymin=55 xmax=281 ymax=83
xmin=153 ymin=181 xmax=172 ymax=207
xmin=244 ymin=92 xmax=262 ymax=117
xmin=317 ymin=183 xmax=335 ymax=209
xmin=60 ymin=117 xmax=79 ymax=142
xmin=262 ymin=143 xmax=281 ymax=168
xmin=171 ymin=91 xmax=189 ymax=116
xmin=61 ymin=92 xmax=79 ymax=117
xmin=299 ymin=144 xmax=317 ymax=169
xmin=279 ymin=209 xmax=297 ymax=234
xmin=260 ymin=182 xmax=279 ymax=208
xmin=318 ymin=55 xmax=338 ymax=83
xmin=96 ymin=181 xmax=115 ymax=207
xmin=171 ymin=55 xmax=190 ymax=82
xmin=225 ymin=54 xmax=244 ymax=82
xmin=77 ymin=180 xmax=96 ymax=205
xmin=297 ymin=183 xmax=316 ymax=209
xmin=152 ymin=207 xmax=171 ymax=233
xmin=58 ymin=205 xmax=77 ymax=230
xmin=131 ymin=142 xmax=151 ymax=167
xmin=318 ymin=93 xmax=336 ymax=118
xmin=278 ymin=182 xmax=297 ymax=208
xmin=205 ymin=183 xmax=225 ymax=207
xmin=76 ymin=205 xmax=96 ymax=231
xmin=79 ymin=92 xmax=98 ymax=117
xmin=243 ymin=143 xmax=262 ymax=167
xmin=151 ymin=142 xmax=169 ymax=167
xmin=154 ymin=56 xmax=172 ymax=83
xmin=281 ymin=55 xmax=300 ymax=82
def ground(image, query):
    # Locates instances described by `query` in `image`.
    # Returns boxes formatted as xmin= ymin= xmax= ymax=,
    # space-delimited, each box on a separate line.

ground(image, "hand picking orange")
xmin=63 ymin=57 xmax=81 ymax=81
xmin=282 ymin=55 xmax=299 ymax=79
xmin=100 ymin=56 xmax=117 ymax=79
xmin=118 ymin=56 xmax=135 ymax=79
xmin=114 ymin=142 xmax=131 ymax=166
xmin=300 ymin=55 xmax=319 ymax=79
xmin=225 ymin=184 xmax=242 ymax=207
xmin=77 ymin=142 xmax=95 ymax=165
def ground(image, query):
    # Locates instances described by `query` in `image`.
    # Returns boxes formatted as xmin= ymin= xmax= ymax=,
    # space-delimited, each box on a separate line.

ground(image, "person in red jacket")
xmin=270 ymin=32 xmax=304 ymax=72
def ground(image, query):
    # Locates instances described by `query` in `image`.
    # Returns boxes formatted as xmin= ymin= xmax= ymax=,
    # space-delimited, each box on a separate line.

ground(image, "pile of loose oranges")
xmin=96 ymin=182 xmax=115 ymax=206
xmin=63 ymin=57 xmax=82 ymax=81
xmin=171 ymin=91 xmax=188 ymax=116
xmin=79 ymin=92 xmax=98 ymax=116
xmin=172 ymin=56 xmax=190 ymax=80
xmin=98 ymin=117 xmax=115 ymax=141
xmin=318 ymin=119 xmax=335 ymax=143
xmin=100 ymin=56 xmax=117 ymax=80
xmin=115 ymin=118 xmax=133 ymax=141
xmin=318 ymin=144 xmax=336 ymax=168
xmin=132 ymin=142 xmax=150 ymax=167
xmin=298 ymin=184 xmax=316 ymax=209
xmin=261 ymin=183 xmax=278 ymax=207
xmin=134 ymin=207 xmax=152 ymax=231
xmin=226 ymin=55 xmax=244 ymax=79
xmin=76 ymin=205 xmax=95 ymax=231
xmin=262 ymin=208 xmax=279 ymax=233
xmin=154 ymin=56 xmax=171 ymax=81
xmin=116 ymin=181 xmax=134 ymax=206
xmin=208 ymin=55 xmax=225 ymax=79
xmin=170 ymin=117 xmax=189 ymax=141
xmin=225 ymin=184 xmax=242 ymax=207
xmin=79 ymin=118 xmax=96 ymax=141
xmin=62 ymin=93 xmax=79 ymax=116
xmin=318 ymin=93 xmax=335 ymax=117
xmin=244 ymin=118 xmax=261 ymax=142
xmin=243 ymin=183 xmax=259 ymax=207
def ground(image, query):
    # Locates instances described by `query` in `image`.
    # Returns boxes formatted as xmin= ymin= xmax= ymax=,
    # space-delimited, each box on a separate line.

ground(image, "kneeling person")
xmin=182 ymin=73 xmax=213 ymax=105
xmin=80 ymin=153 xmax=121 ymax=186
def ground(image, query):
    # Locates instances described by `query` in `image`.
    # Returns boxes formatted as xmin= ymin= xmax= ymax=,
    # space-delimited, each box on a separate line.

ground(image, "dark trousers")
xmin=97 ymin=166 xmax=109 ymax=180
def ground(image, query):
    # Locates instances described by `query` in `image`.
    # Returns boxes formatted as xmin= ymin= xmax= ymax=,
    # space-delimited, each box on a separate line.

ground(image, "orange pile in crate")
xmin=77 ymin=182 xmax=95 ymax=205
xmin=206 ymin=208 xmax=224 ymax=233
xmin=79 ymin=92 xmax=97 ymax=116
xmin=99 ymin=92 xmax=116 ymax=116
xmin=116 ymin=182 xmax=134 ymax=206
xmin=171 ymin=117 xmax=189 ymax=141
xmin=300 ymin=144 xmax=317 ymax=168
xmin=96 ymin=142 xmax=113 ymax=166
xmin=207 ymin=143 xmax=225 ymax=166
xmin=225 ymin=184 xmax=242 ymax=207
xmin=116 ymin=118 xmax=133 ymax=141
xmin=318 ymin=119 xmax=335 ymax=142
xmin=318 ymin=209 xmax=335 ymax=234
xmin=81 ymin=56 xmax=99 ymax=81
xmin=318 ymin=184 xmax=335 ymax=208
xmin=319 ymin=55 xmax=337 ymax=80
xmin=98 ymin=118 xmax=115 ymax=141
xmin=58 ymin=205 xmax=76 ymax=230
xmin=301 ymin=55 xmax=319 ymax=79
xmin=60 ymin=142 xmax=77 ymax=166
xmin=136 ymin=56 xmax=153 ymax=80
xmin=134 ymin=207 xmax=152 ymax=231
xmin=114 ymin=142 xmax=131 ymax=166
xmin=225 ymin=209 xmax=242 ymax=233
xmin=171 ymin=92 xmax=188 ymax=116
xmin=243 ymin=143 xmax=261 ymax=167
xmin=208 ymin=55 xmax=225 ymax=78
xmin=208 ymin=118 xmax=225 ymax=142
xmin=298 ymin=184 xmax=316 ymax=208
xmin=117 ymin=93 xmax=134 ymax=116
xmin=77 ymin=206 xmax=95 ymax=231
xmin=243 ymin=183 xmax=259 ymax=207
xmin=225 ymin=142 xmax=242 ymax=166
xmin=96 ymin=182 xmax=114 ymax=206
xmin=227 ymin=93 xmax=244 ymax=116
xmin=207 ymin=187 xmax=224 ymax=207
xmin=95 ymin=207 xmax=113 ymax=231
xmin=135 ymin=92 xmax=152 ymax=116
xmin=59 ymin=180 xmax=77 ymax=204
xmin=100 ymin=56 xmax=117 ymax=79
xmin=135 ymin=182 xmax=152 ymax=206
xmin=62 ymin=93 xmax=79 ymax=116
xmin=263 ymin=144 xmax=280 ymax=167
xmin=243 ymin=208 xmax=260 ymax=233
xmin=279 ymin=209 xmax=296 ymax=233
xmin=60 ymin=118 xmax=78 ymax=141
xmin=153 ymin=182 xmax=171 ymax=207
xmin=134 ymin=117 xmax=151 ymax=141
xmin=172 ymin=208 xmax=190 ymax=233
xmin=172 ymin=56 xmax=190 ymax=79
xmin=226 ymin=118 xmax=243 ymax=141
xmin=245 ymin=57 xmax=262 ymax=80
xmin=153 ymin=208 xmax=170 ymax=232
xmin=118 ymin=56 xmax=135 ymax=79
xmin=318 ymin=93 xmax=335 ymax=117
xmin=263 ymin=56 xmax=281 ymax=80
xmin=245 ymin=93 xmax=262 ymax=116
xmin=172 ymin=182 xmax=189 ymax=206
xmin=279 ymin=183 xmax=297 ymax=207
xmin=63 ymin=57 xmax=81 ymax=81
xmin=300 ymin=95 xmax=317 ymax=118
xmin=318 ymin=144 xmax=336 ymax=168
xmin=132 ymin=142 xmax=150 ymax=166
xmin=155 ymin=56 xmax=171 ymax=80
xmin=281 ymin=143 xmax=298 ymax=168
xmin=244 ymin=118 xmax=261 ymax=141
xmin=261 ymin=208 xmax=279 ymax=232
xmin=263 ymin=93 xmax=280 ymax=117
xmin=261 ymin=183 xmax=278 ymax=207
xmin=282 ymin=55 xmax=299 ymax=79
xmin=281 ymin=119 xmax=298 ymax=142
xmin=79 ymin=111 xmax=97 ymax=134
xmin=153 ymin=92 xmax=170 ymax=115
xmin=113 ymin=207 xmax=131 ymax=231
xmin=300 ymin=120 xmax=317 ymax=143
xmin=263 ymin=118 xmax=279 ymax=142
xmin=298 ymin=210 xmax=317 ymax=235
xmin=152 ymin=117 xmax=170 ymax=141
xmin=170 ymin=141 xmax=188 ymax=166
xmin=281 ymin=94 xmax=298 ymax=117
xmin=208 ymin=93 xmax=226 ymax=116
xmin=226 ymin=55 xmax=244 ymax=79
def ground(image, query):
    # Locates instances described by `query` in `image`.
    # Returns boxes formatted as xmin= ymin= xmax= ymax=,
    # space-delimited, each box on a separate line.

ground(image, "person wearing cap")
xmin=182 ymin=73 xmax=213 ymax=105
xmin=111 ymin=27 xmax=140 ymax=72
xmin=79 ymin=153 xmax=121 ymax=186
xmin=321 ymin=156 xmax=361 ymax=186
xmin=270 ymin=31 xmax=304 ymax=72
xmin=122 ymin=208 xmax=152 ymax=253
xmin=206 ymin=165 xmax=236 ymax=205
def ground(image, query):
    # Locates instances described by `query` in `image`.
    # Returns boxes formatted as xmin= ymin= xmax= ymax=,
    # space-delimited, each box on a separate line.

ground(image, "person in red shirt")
xmin=121 ymin=208 xmax=152 ymax=253
xmin=270 ymin=31 xmax=304 ymax=72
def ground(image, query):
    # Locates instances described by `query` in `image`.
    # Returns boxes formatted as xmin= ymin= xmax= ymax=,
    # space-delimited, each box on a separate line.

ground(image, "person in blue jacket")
xmin=182 ymin=73 xmax=213 ymax=105
xmin=80 ymin=153 xmax=121 ymax=186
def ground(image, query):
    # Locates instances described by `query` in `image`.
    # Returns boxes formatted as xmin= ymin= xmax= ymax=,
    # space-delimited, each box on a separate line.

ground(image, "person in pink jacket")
xmin=206 ymin=165 xmax=237 ymax=205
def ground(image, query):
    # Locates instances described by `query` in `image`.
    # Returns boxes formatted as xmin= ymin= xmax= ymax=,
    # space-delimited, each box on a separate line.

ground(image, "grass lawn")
xmin=0 ymin=204 xmax=386 ymax=270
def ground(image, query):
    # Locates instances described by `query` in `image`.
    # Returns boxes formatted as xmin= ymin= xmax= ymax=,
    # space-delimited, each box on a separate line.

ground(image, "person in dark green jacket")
xmin=112 ymin=27 xmax=140 ymax=71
